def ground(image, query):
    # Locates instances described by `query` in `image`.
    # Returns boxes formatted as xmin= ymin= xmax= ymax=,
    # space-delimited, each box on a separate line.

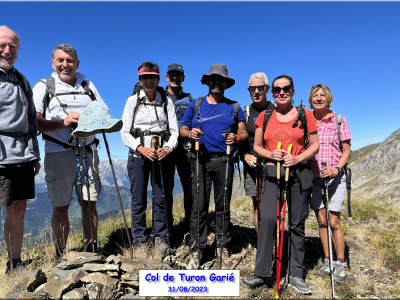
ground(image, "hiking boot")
xmin=316 ymin=258 xmax=333 ymax=277
xmin=187 ymin=251 xmax=202 ymax=269
xmin=5 ymin=259 xmax=33 ymax=274
xmin=288 ymin=276 xmax=312 ymax=295
xmin=216 ymin=247 xmax=232 ymax=268
xmin=333 ymin=261 xmax=347 ymax=283
xmin=155 ymin=237 xmax=169 ymax=253
xmin=241 ymin=274 xmax=270 ymax=290
xmin=133 ymin=241 xmax=146 ymax=252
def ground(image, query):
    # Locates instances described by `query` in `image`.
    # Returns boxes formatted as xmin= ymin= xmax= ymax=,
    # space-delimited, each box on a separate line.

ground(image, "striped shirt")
xmin=310 ymin=110 xmax=352 ymax=179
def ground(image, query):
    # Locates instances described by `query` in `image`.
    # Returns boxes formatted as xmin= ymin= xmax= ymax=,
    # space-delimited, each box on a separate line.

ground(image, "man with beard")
xmin=165 ymin=63 xmax=194 ymax=227
xmin=33 ymin=44 xmax=108 ymax=257
xmin=240 ymin=73 xmax=275 ymax=234
xmin=0 ymin=26 xmax=41 ymax=273
xmin=180 ymin=64 xmax=248 ymax=268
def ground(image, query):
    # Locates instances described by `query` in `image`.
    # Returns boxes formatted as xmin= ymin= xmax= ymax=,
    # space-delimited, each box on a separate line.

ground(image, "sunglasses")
xmin=210 ymin=75 xmax=226 ymax=83
xmin=140 ymin=74 xmax=158 ymax=80
xmin=272 ymin=85 xmax=292 ymax=94
xmin=248 ymin=85 xmax=267 ymax=93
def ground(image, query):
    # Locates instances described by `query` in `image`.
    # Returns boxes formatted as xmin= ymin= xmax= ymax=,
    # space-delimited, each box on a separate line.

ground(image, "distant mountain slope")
xmin=349 ymin=128 xmax=400 ymax=206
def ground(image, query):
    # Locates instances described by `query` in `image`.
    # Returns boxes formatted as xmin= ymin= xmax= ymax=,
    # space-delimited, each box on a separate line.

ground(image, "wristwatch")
xmin=188 ymin=132 xmax=192 ymax=139
xmin=335 ymin=167 xmax=342 ymax=173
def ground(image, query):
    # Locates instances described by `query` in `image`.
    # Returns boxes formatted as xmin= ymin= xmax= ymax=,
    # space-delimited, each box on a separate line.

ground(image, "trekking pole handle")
xmin=277 ymin=142 xmax=282 ymax=178
xmin=195 ymin=141 xmax=199 ymax=151
xmin=151 ymin=135 xmax=159 ymax=150
xmin=225 ymin=129 xmax=231 ymax=155
xmin=285 ymin=144 xmax=293 ymax=181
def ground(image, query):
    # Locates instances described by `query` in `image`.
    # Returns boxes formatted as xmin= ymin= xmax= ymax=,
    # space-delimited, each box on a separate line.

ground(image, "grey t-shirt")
xmin=0 ymin=68 xmax=40 ymax=166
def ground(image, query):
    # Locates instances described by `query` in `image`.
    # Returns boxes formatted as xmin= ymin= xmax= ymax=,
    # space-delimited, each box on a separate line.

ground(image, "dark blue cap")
xmin=167 ymin=63 xmax=184 ymax=74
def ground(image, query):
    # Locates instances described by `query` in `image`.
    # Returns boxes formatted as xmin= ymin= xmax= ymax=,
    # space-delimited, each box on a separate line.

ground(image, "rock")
xmin=49 ymin=268 xmax=84 ymax=283
xmin=63 ymin=269 xmax=86 ymax=293
xmin=106 ymin=254 xmax=121 ymax=265
xmin=107 ymin=271 xmax=119 ymax=278
xmin=26 ymin=269 xmax=47 ymax=292
xmin=80 ymin=272 xmax=118 ymax=290
xmin=86 ymin=283 xmax=102 ymax=299
xmin=65 ymin=255 xmax=105 ymax=269
xmin=42 ymin=278 xmax=64 ymax=299
xmin=62 ymin=287 xmax=87 ymax=299
xmin=5 ymin=292 xmax=47 ymax=299
xmin=119 ymin=280 xmax=139 ymax=290
xmin=34 ymin=283 xmax=46 ymax=293
xmin=121 ymin=273 xmax=138 ymax=281
xmin=118 ymin=292 xmax=143 ymax=300
xmin=83 ymin=263 xmax=119 ymax=272
xmin=64 ymin=251 xmax=98 ymax=262
xmin=119 ymin=257 xmax=171 ymax=278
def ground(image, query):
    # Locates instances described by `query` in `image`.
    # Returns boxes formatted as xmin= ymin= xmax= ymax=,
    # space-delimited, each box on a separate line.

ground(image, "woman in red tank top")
xmin=242 ymin=75 xmax=319 ymax=295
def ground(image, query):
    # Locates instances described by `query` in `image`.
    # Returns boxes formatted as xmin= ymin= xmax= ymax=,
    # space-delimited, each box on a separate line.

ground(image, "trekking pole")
xmin=102 ymin=130 xmax=133 ymax=259
xmin=284 ymin=144 xmax=293 ymax=288
xmin=75 ymin=138 xmax=88 ymax=250
xmin=346 ymin=166 xmax=352 ymax=220
xmin=150 ymin=136 xmax=157 ymax=246
xmin=154 ymin=135 xmax=173 ymax=264
xmin=81 ymin=138 xmax=96 ymax=253
xmin=321 ymin=162 xmax=336 ymax=299
xmin=220 ymin=129 xmax=231 ymax=270
xmin=195 ymin=140 xmax=201 ymax=270
xmin=275 ymin=141 xmax=282 ymax=299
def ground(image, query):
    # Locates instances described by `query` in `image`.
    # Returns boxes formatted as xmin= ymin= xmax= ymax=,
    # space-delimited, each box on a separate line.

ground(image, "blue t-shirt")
xmin=181 ymin=96 xmax=245 ymax=154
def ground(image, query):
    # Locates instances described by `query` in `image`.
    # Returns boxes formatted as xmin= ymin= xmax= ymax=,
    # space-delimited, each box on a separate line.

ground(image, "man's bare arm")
xmin=36 ymin=112 xmax=80 ymax=132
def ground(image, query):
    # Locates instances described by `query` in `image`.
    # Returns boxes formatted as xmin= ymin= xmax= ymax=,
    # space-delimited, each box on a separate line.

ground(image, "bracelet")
xmin=188 ymin=132 xmax=192 ymax=139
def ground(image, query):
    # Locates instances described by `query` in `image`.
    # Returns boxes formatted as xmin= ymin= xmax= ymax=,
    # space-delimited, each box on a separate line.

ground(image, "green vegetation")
xmin=336 ymin=281 xmax=357 ymax=299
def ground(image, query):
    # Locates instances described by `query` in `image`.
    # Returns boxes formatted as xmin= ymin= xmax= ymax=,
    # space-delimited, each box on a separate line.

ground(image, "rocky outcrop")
xmin=21 ymin=251 xmax=172 ymax=300
xmin=350 ymin=127 xmax=400 ymax=206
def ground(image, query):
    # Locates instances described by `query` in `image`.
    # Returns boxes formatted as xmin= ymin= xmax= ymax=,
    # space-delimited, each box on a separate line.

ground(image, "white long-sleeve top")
xmin=121 ymin=89 xmax=178 ymax=158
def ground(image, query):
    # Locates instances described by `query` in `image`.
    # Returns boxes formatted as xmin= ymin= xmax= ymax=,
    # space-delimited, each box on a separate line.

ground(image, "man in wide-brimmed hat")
xmin=180 ymin=64 xmax=248 ymax=268
xmin=33 ymin=43 xmax=108 ymax=257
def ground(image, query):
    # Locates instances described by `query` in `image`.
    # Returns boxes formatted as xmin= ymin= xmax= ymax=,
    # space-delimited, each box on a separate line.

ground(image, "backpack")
xmin=38 ymin=78 xmax=99 ymax=151
xmin=0 ymin=68 xmax=34 ymax=153
xmin=129 ymin=85 xmax=171 ymax=164
xmin=335 ymin=114 xmax=353 ymax=219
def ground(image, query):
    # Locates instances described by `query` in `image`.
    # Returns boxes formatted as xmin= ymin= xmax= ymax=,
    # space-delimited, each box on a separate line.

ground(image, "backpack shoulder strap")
xmin=192 ymin=97 xmax=205 ymax=121
xmin=39 ymin=78 xmax=57 ymax=119
xmin=245 ymin=104 xmax=250 ymax=124
xmin=157 ymin=86 xmax=170 ymax=132
xmin=81 ymin=80 xmax=97 ymax=101
xmin=131 ymin=91 xmax=143 ymax=130
xmin=13 ymin=68 xmax=28 ymax=96
xmin=291 ymin=100 xmax=309 ymax=149
xmin=335 ymin=114 xmax=343 ymax=152
xmin=232 ymin=101 xmax=239 ymax=123
xmin=262 ymin=102 xmax=276 ymax=140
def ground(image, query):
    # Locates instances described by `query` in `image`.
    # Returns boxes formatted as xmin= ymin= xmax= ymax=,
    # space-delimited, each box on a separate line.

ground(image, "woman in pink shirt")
xmin=309 ymin=84 xmax=352 ymax=284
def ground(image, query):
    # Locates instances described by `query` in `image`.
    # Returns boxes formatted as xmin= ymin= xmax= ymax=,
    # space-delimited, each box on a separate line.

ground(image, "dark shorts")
xmin=0 ymin=165 xmax=35 ymax=208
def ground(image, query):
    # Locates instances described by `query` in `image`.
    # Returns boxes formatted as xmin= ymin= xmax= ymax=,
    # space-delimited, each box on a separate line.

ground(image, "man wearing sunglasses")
xmin=164 ymin=64 xmax=194 ymax=228
xmin=180 ymin=64 xmax=248 ymax=268
xmin=0 ymin=26 xmax=41 ymax=273
xmin=239 ymin=73 xmax=275 ymax=235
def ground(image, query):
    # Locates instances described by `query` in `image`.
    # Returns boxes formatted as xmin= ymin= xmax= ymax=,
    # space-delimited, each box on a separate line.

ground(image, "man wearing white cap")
xmin=33 ymin=44 xmax=108 ymax=257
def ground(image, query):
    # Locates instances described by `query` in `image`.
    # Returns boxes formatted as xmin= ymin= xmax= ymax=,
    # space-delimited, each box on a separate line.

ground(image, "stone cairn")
xmin=6 ymin=251 xmax=172 ymax=300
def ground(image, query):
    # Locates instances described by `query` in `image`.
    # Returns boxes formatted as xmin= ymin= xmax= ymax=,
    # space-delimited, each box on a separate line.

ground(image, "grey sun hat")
xmin=201 ymin=63 xmax=235 ymax=89
xmin=72 ymin=101 xmax=123 ymax=138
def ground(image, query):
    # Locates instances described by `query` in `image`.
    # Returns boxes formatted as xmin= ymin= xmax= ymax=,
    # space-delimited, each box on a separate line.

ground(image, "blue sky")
xmin=3 ymin=2 xmax=399 ymax=161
